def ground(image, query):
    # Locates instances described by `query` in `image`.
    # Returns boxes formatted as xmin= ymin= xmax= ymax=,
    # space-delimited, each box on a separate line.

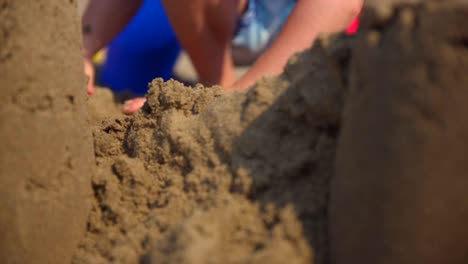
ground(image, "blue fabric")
xmin=101 ymin=0 xmax=181 ymax=95
xmin=233 ymin=0 xmax=297 ymax=53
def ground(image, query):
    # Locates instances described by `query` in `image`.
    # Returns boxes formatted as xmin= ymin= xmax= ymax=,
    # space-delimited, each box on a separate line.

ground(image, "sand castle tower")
xmin=331 ymin=1 xmax=468 ymax=263
xmin=0 ymin=0 xmax=93 ymax=263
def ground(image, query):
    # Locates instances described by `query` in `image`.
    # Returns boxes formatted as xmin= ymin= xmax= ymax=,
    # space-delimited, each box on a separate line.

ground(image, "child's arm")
xmin=82 ymin=0 xmax=143 ymax=94
xmin=230 ymin=0 xmax=363 ymax=91
xmin=82 ymin=0 xmax=143 ymax=58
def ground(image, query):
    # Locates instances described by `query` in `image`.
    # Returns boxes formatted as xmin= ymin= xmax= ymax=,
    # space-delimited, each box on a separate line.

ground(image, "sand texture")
xmin=75 ymin=1 xmax=468 ymax=263
xmin=2 ymin=0 xmax=468 ymax=263
xmin=0 ymin=0 xmax=93 ymax=263
xmin=73 ymin=34 xmax=352 ymax=264
xmin=331 ymin=1 xmax=468 ymax=264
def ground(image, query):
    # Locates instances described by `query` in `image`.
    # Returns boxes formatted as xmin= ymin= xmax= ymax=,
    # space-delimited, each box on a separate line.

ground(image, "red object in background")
xmin=346 ymin=18 xmax=360 ymax=35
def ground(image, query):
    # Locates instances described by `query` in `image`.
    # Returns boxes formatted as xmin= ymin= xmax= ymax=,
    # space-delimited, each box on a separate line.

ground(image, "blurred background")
xmin=77 ymin=0 xmax=247 ymax=96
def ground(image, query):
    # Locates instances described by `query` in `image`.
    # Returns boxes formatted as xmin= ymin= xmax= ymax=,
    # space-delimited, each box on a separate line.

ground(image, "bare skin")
xmin=82 ymin=0 xmax=143 ymax=95
xmin=161 ymin=0 xmax=247 ymax=88
xmin=82 ymin=0 xmax=363 ymax=113
xmin=231 ymin=0 xmax=363 ymax=90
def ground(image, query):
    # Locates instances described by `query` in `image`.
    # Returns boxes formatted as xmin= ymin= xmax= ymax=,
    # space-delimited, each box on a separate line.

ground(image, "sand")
xmin=77 ymin=1 xmax=468 ymax=263
xmin=331 ymin=1 xmax=468 ymax=263
xmin=74 ymin=36 xmax=349 ymax=262
xmin=0 ymin=0 xmax=93 ymax=263
xmin=2 ymin=0 xmax=468 ymax=264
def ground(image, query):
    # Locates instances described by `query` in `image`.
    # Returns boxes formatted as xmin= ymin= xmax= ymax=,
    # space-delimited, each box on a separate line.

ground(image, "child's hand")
xmin=123 ymin=97 xmax=147 ymax=115
xmin=84 ymin=57 xmax=95 ymax=95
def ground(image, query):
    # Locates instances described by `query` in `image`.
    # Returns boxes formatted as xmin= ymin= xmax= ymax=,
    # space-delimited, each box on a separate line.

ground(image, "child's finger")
xmin=123 ymin=98 xmax=147 ymax=115
xmin=84 ymin=59 xmax=95 ymax=95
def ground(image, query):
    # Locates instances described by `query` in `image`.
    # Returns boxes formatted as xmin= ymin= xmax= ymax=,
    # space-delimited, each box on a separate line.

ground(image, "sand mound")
xmin=74 ymin=34 xmax=352 ymax=264
xmin=87 ymin=87 xmax=125 ymax=126
xmin=74 ymin=1 xmax=468 ymax=263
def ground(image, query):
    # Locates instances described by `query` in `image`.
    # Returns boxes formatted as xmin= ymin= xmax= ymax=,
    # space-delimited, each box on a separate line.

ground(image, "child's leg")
xmin=162 ymin=0 xmax=247 ymax=87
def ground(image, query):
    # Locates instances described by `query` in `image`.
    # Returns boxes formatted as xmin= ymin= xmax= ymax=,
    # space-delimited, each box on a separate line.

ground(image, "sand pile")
xmin=74 ymin=34 xmax=351 ymax=263
xmin=74 ymin=1 xmax=468 ymax=263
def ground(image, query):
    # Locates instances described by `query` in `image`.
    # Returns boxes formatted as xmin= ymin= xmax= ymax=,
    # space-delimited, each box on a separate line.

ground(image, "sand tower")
xmin=331 ymin=1 xmax=468 ymax=263
xmin=0 ymin=0 xmax=93 ymax=263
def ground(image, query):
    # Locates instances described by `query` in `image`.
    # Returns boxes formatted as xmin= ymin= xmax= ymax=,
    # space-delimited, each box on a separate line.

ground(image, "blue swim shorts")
xmin=233 ymin=0 xmax=297 ymax=58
